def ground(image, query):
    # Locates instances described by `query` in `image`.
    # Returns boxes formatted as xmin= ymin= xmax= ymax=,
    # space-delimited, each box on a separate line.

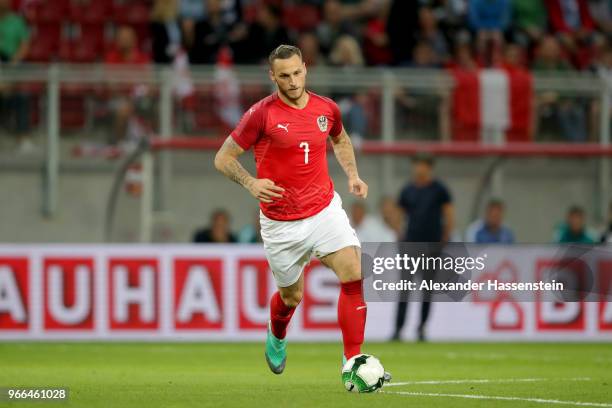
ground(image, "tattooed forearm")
xmin=214 ymin=137 xmax=255 ymax=188
xmin=331 ymin=130 xmax=359 ymax=179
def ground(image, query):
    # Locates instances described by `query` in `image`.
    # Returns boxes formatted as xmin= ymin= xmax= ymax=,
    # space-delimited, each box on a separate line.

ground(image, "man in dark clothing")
xmin=193 ymin=209 xmax=237 ymax=243
xmin=386 ymin=0 xmax=420 ymax=65
xmin=392 ymin=153 xmax=454 ymax=341
xmin=231 ymin=3 xmax=290 ymax=64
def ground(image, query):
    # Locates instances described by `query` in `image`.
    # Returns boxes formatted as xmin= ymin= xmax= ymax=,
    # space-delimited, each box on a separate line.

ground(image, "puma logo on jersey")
xmin=277 ymin=123 xmax=289 ymax=133
xmin=356 ymin=305 xmax=367 ymax=311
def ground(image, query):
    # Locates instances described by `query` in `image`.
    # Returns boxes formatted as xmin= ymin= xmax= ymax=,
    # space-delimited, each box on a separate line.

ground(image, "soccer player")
xmin=215 ymin=44 xmax=383 ymax=377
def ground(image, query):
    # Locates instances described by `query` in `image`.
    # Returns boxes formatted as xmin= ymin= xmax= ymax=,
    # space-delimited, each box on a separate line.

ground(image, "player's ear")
xmin=268 ymin=68 xmax=275 ymax=83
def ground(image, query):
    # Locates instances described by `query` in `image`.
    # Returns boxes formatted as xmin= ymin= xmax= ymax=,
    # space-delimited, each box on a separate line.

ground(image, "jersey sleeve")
xmin=329 ymin=100 xmax=343 ymax=139
xmin=230 ymin=104 xmax=265 ymax=150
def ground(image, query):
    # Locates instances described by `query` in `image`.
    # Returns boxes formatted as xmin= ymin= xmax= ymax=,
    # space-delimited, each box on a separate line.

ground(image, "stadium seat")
xmin=26 ymin=23 xmax=61 ymax=62
xmin=68 ymin=0 xmax=112 ymax=25
xmin=112 ymin=1 xmax=149 ymax=25
xmin=60 ymin=88 xmax=88 ymax=131
xmin=26 ymin=38 xmax=56 ymax=62
xmin=282 ymin=4 xmax=319 ymax=32
xmin=27 ymin=0 xmax=68 ymax=24
xmin=60 ymin=38 xmax=100 ymax=63
xmin=74 ymin=22 xmax=108 ymax=52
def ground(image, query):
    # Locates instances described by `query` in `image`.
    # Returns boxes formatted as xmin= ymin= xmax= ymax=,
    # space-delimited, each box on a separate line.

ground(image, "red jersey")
xmin=231 ymin=91 xmax=343 ymax=221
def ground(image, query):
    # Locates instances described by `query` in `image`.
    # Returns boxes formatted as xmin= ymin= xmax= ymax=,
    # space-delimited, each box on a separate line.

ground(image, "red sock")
xmin=338 ymin=280 xmax=366 ymax=360
xmin=270 ymin=292 xmax=296 ymax=339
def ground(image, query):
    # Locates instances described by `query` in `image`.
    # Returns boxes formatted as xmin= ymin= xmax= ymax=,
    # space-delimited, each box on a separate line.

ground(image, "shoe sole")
xmin=265 ymin=352 xmax=286 ymax=375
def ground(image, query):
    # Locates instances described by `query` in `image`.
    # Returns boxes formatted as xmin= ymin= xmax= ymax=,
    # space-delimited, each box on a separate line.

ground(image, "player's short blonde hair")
xmin=268 ymin=45 xmax=302 ymax=66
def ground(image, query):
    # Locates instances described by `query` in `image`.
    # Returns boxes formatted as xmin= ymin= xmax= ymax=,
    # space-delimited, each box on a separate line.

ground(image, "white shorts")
xmin=260 ymin=191 xmax=361 ymax=288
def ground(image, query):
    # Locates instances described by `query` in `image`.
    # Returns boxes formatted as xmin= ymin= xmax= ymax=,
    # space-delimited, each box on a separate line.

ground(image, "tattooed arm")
xmin=214 ymin=136 xmax=284 ymax=203
xmin=330 ymin=127 xmax=368 ymax=199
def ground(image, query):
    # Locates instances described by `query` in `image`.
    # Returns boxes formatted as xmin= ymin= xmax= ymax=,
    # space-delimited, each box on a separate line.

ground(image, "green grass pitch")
xmin=0 ymin=342 xmax=611 ymax=407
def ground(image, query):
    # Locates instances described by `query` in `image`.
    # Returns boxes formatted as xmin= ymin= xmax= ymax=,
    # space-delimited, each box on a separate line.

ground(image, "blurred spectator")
xmin=410 ymin=41 xmax=441 ymax=68
xmin=178 ymin=0 xmax=205 ymax=51
xmin=232 ymin=3 xmax=290 ymax=64
xmin=298 ymin=32 xmax=326 ymax=66
xmin=511 ymin=0 xmax=548 ymax=46
xmin=350 ymin=200 xmax=396 ymax=242
xmin=386 ymin=0 xmax=420 ymax=65
xmin=465 ymin=199 xmax=515 ymax=243
xmin=362 ymin=1 xmax=392 ymax=65
xmin=193 ymin=209 xmax=237 ymax=243
xmin=341 ymin=0 xmax=385 ymax=21
xmin=105 ymin=26 xmax=150 ymax=65
xmin=238 ymin=211 xmax=262 ymax=243
xmin=179 ymin=0 xmax=205 ymax=21
xmin=468 ymin=0 xmax=511 ymax=65
xmin=393 ymin=153 xmax=454 ymax=342
xmin=469 ymin=0 xmax=512 ymax=32
xmin=417 ymin=6 xmax=449 ymax=64
xmin=553 ymin=205 xmax=597 ymax=243
xmin=0 ymin=0 xmax=31 ymax=152
xmin=317 ymin=0 xmax=358 ymax=56
xmin=189 ymin=0 xmax=246 ymax=64
xmin=533 ymin=35 xmax=588 ymax=142
xmin=426 ymin=0 xmax=469 ymax=37
xmin=329 ymin=35 xmax=368 ymax=139
xmin=588 ymin=0 xmax=612 ymax=33
xmin=213 ymin=46 xmax=242 ymax=129
xmin=398 ymin=153 xmax=454 ymax=244
xmin=545 ymin=0 xmax=595 ymax=57
xmin=104 ymin=26 xmax=151 ymax=144
xmin=150 ymin=0 xmax=182 ymax=64
xmin=601 ymin=201 xmax=612 ymax=243
xmin=0 ymin=0 xmax=28 ymax=64
xmin=448 ymin=39 xmax=479 ymax=70
xmin=329 ymin=34 xmax=364 ymax=67
xmin=502 ymin=42 xmax=529 ymax=69
xmin=545 ymin=0 xmax=595 ymax=34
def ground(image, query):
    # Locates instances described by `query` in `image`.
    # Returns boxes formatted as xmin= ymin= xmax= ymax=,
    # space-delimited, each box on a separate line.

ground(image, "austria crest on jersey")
xmin=317 ymin=115 xmax=328 ymax=132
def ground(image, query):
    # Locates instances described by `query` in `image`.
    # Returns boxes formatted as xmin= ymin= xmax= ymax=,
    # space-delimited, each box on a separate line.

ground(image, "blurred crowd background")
xmin=0 ymin=0 xmax=611 ymax=246
xmin=1 ymin=0 xmax=611 ymax=150
xmin=2 ymin=0 xmax=610 ymax=70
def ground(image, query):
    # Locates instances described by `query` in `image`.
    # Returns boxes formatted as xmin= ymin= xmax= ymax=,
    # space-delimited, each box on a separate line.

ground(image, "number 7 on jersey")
xmin=300 ymin=142 xmax=310 ymax=164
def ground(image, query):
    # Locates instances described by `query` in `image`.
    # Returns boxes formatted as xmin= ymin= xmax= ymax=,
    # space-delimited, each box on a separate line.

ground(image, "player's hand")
xmin=348 ymin=176 xmax=368 ymax=199
xmin=247 ymin=178 xmax=285 ymax=203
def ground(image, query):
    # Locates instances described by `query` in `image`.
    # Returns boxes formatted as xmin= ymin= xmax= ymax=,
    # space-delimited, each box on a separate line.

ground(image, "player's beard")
xmin=279 ymin=85 xmax=305 ymax=102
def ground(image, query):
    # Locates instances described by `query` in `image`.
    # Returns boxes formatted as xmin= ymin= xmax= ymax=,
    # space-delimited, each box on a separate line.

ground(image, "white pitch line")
xmin=382 ymin=391 xmax=612 ymax=408
xmin=385 ymin=377 xmax=591 ymax=387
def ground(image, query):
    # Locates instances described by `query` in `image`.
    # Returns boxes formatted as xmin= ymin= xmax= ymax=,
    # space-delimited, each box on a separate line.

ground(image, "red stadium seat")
xmin=27 ymin=37 xmax=57 ymax=62
xmin=74 ymin=22 xmax=108 ymax=50
xmin=27 ymin=0 xmax=68 ymax=24
xmin=112 ymin=1 xmax=150 ymax=25
xmin=26 ymin=23 xmax=61 ymax=62
xmin=282 ymin=4 xmax=320 ymax=32
xmin=69 ymin=0 xmax=112 ymax=25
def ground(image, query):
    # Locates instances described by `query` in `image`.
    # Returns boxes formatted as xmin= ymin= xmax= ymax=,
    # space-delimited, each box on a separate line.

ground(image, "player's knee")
xmin=280 ymin=290 xmax=303 ymax=308
xmin=339 ymin=263 xmax=362 ymax=283
xmin=338 ymin=259 xmax=361 ymax=283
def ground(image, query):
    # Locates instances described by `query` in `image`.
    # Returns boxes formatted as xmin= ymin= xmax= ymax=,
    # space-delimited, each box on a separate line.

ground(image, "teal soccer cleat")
xmin=265 ymin=321 xmax=287 ymax=374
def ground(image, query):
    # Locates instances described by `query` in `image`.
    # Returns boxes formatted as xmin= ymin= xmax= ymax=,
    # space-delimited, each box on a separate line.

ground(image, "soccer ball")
xmin=341 ymin=354 xmax=385 ymax=393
